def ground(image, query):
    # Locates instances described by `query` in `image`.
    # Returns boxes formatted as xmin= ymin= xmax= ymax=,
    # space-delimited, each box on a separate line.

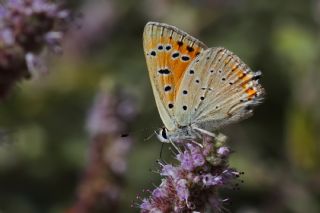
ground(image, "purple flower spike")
xmin=217 ymin=146 xmax=230 ymax=157
xmin=0 ymin=0 xmax=70 ymax=99
xmin=161 ymin=164 xmax=178 ymax=178
xmin=178 ymin=151 xmax=195 ymax=171
xmin=202 ymin=174 xmax=223 ymax=186
xmin=71 ymin=89 xmax=137 ymax=213
xmin=192 ymin=152 xmax=205 ymax=167
xmin=152 ymin=187 xmax=168 ymax=199
xmin=176 ymin=179 xmax=189 ymax=201
xmin=139 ymin=134 xmax=241 ymax=212
xmin=140 ymin=199 xmax=152 ymax=210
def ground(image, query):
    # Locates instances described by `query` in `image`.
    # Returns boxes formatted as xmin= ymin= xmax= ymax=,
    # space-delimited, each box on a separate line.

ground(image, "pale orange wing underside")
xmin=143 ymin=22 xmax=207 ymax=130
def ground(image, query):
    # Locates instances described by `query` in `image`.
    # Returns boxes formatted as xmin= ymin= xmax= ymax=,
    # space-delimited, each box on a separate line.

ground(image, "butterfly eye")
xmin=161 ymin=128 xmax=168 ymax=139
xmin=156 ymin=128 xmax=169 ymax=143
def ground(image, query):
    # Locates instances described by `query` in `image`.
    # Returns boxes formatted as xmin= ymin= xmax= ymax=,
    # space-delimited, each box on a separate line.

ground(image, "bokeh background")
xmin=0 ymin=0 xmax=320 ymax=212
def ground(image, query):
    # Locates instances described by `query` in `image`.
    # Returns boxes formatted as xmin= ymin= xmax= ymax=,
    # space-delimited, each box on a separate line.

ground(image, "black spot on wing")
xmin=158 ymin=69 xmax=171 ymax=74
xmin=252 ymin=71 xmax=262 ymax=80
xmin=150 ymin=51 xmax=156 ymax=56
xmin=172 ymin=52 xmax=180 ymax=59
xmin=164 ymin=85 xmax=172 ymax=92
xmin=187 ymin=46 xmax=194 ymax=52
xmin=181 ymin=55 xmax=190 ymax=61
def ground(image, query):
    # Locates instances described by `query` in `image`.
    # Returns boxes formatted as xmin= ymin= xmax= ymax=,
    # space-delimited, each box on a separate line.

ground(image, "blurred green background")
xmin=0 ymin=0 xmax=320 ymax=212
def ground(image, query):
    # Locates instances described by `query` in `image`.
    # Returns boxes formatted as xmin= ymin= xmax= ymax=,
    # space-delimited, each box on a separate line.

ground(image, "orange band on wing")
xmin=245 ymin=87 xmax=257 ymax=99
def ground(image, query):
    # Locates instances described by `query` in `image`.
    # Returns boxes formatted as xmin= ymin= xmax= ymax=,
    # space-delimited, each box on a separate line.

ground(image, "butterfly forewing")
xmin=143 ymin=22 xmax=207 ymax=130
xmin=174 ymin=47 xmax=264 ymax=130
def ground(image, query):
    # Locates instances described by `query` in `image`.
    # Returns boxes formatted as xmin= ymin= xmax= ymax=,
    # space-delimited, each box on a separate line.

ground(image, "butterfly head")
xmin=156 ymin=125 xmax=200 ymax=143
xmin=156 ymin=127 xmax=170 ymax=143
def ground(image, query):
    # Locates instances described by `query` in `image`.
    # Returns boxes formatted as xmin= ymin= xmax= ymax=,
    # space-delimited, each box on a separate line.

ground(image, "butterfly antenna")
xmin=120 ymin=125 xmax=159 ymax=139
xmin=144 ymin=131 xmax=156 ymax=141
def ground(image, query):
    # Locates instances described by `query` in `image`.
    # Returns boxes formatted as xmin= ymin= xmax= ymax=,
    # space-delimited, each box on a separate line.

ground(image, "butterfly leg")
xmin=169 ymin=139 xmax=182 ymax=153
xmin=190 ymin=140 xmax=203 ymax=148
xmin=192 ymin=126 xmax=217 ymax=139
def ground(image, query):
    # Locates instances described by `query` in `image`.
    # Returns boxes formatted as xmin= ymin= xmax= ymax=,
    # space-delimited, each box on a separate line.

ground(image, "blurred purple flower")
xmin=139 ymin=135 xmax=241 ymax=213
xmin=70 ymin=89 xmax=138 ymax=213
xmin=0 ymin=0 xmax=69 ymax=99
xmin=217 ymin=146 xmax=231 ymax=157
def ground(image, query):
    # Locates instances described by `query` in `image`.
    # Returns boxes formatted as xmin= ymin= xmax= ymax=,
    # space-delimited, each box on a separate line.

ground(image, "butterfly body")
xmin=157 ymin=124 xmax=199 ymax=143
xmin=143 ymin=22 xmax=264 ymax=142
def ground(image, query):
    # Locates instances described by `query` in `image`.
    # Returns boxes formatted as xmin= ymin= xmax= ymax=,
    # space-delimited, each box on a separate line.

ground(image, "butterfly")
xmin=143 ymin=22 xmax=264 ymax=143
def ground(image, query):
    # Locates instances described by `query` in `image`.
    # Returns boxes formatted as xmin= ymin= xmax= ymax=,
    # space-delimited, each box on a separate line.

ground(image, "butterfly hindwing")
xmin=143 ymin=22 xmax=207 ymax=130
xmin=174 ymin=47 xmax=264 ymax=130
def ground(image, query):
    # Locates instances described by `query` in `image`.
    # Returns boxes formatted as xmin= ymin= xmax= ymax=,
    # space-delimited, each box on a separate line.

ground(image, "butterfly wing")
xmin=174 ymin=47 xmax=264 ymax=130
xmin=143 ymin=22 xmax=207 ymax=131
